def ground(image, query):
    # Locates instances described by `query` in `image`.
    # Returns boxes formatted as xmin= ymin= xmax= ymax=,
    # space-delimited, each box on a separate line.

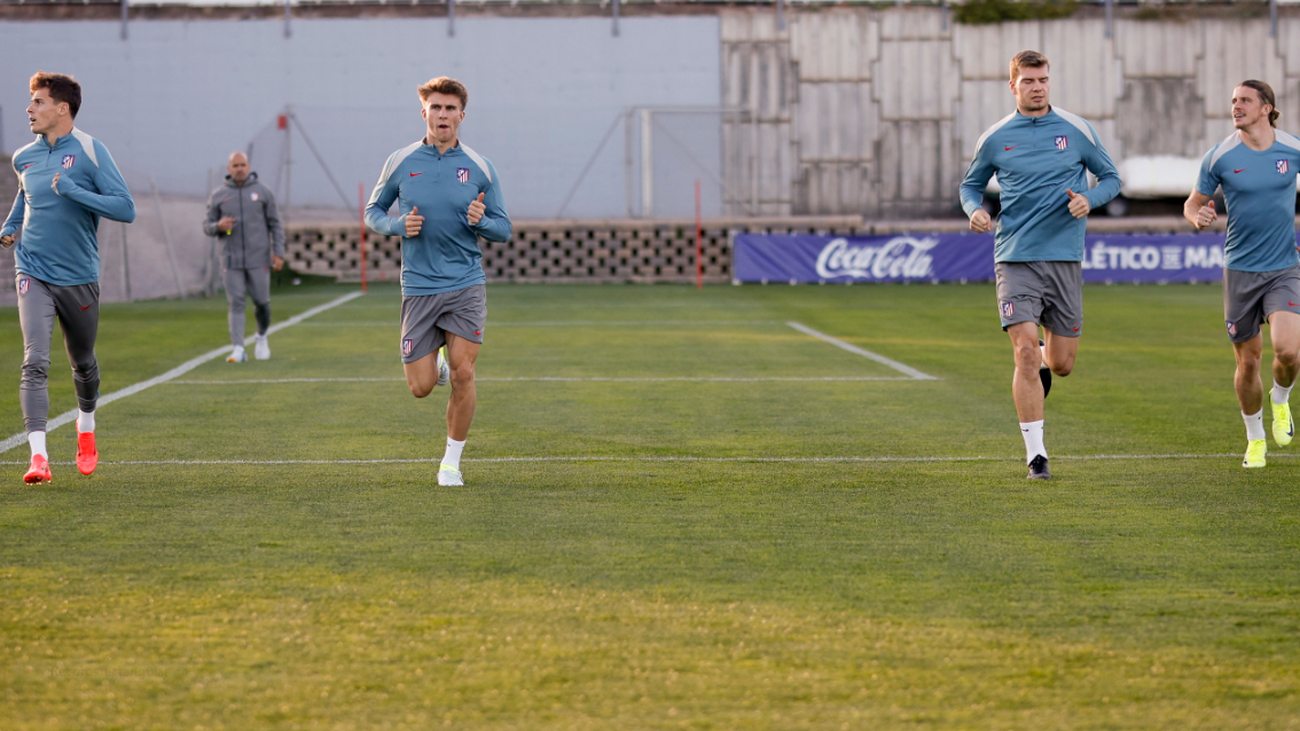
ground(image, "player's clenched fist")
xmin=467 ymin=192 xmax=486 ymax=226
xmin=404 ymin=206 xmax=424 ymax=237
xmin=969 ymin=208 xmax=992 ymax=233
xmin=1193 ymin=200 xmax=1218 ymax=230
xmin=0 ymin=234 xmax=13 ymax=249
xmin=1066 ymin=189 xmax=1091 ymax=219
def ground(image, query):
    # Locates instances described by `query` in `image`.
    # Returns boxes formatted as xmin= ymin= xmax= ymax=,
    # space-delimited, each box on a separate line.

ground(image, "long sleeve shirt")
xmin=2 ymin=128 xmax=135 ymax=286
xmin=959 ymin=108 xmax=1120 ymax=263
xmin=365 ymin=140 xmax=511 ymax=296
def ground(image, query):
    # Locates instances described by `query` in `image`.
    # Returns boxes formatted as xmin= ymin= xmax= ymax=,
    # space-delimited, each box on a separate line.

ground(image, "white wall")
xmin=0 ymin=16 xmax=721 ymax=219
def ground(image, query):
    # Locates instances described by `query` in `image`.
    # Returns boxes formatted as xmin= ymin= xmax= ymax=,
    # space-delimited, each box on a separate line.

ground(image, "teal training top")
xmin=1195 ymin=130 xmax=1300 ymax=273
xmin=960 ymin=108 xmax=1120 ymax=263
xmin=365 ymin=140 xmax=511 ymax=296
xmin=2 ymin=128 xmax=136 ymax=286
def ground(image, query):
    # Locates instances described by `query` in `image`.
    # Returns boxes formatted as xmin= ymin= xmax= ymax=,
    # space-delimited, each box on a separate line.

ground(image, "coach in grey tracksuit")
xmin=203 ymin=152 xmax=285 ymax=360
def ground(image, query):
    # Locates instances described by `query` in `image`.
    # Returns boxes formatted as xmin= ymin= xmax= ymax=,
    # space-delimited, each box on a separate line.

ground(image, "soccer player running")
xmin=959 ymin=51 xmax=1120 ymax=479
xmin=365 ymin=77 xmax=511 ymax=487
xmin=0 ymin=72 xmax=136 ymax=484
xmin=1184 ymin=80 xmax=1300 ymax=469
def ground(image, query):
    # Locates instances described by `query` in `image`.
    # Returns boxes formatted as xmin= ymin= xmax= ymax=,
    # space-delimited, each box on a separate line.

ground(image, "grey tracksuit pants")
xmin=225 ymin=266 xmax=272 ymax=347
xmin=16 ymin=274 xmax=100 ymax=433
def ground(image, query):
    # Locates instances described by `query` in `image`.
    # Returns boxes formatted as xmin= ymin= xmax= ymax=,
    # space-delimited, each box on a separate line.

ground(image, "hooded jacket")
xmin=204 ymin=171 xmax=286 ymax=269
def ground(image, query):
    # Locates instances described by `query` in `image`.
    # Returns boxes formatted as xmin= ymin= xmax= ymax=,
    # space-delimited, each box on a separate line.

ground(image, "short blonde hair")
xmin=1009 ymin=50 xmax=1049 ymax=83
xmin=417 ymin=77 xmax=468 ymax=109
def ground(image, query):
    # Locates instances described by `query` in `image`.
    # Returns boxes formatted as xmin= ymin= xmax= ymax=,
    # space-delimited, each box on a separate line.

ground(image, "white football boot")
xmin=254 ymin=334 xmax=271 ymax=361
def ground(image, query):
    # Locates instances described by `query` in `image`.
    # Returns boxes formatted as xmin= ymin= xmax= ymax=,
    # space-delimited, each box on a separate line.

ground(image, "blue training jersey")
xmin=2 ymin=128 xmax=136 ymax=286
xmin=365 ymin=140 xmax=511 ymax=296
xmin=1195 ymin=130 xmax=1300 ymax=273
xmin=960 ymin=108 xmax=1120 ymax=263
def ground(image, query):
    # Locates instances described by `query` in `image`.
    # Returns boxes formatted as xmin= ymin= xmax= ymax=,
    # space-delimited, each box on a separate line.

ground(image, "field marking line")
xmin=6 ymin=453 xmax=1293 ymax=466
xmin=167 ymin=376 xmax=916 ymax=384
xmin=0 ymin=291 xmax=365 ymax=455
xmin=298 ymin=319 xmax=781 ymax=328
xmin=786 ymin=322 xmax=937 ymax=381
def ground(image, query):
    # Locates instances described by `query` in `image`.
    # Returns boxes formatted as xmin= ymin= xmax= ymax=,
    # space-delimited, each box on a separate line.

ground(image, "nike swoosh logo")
xmin=409 ymin=172 xmax=424 ymax=177
xmin=1291 ymin=302 xmax=1300 ymax=306
xmin=1234 ymin=168 xmax=1246 ymax=173
xmin=81 ymin=304 xmax=92 ymax=311
xmin=1005 ymin=146 xmax=1018 ymax=151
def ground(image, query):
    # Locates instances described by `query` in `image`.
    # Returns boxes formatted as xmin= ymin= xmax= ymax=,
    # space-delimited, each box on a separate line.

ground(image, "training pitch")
xmin=1 ymin=280 xmax=1297 ymax=729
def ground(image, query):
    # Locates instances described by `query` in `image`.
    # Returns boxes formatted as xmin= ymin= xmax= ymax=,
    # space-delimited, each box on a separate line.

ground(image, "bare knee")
xmin=409 ymin=381 xmax=433 ymax=399
xmin=449 ymin=362 xmax=475 ymax=390
xmin=1014 ymin=344 xmax=1040 ymax=373
xmin=1050 ymin=361 xmax=1074 ymax=378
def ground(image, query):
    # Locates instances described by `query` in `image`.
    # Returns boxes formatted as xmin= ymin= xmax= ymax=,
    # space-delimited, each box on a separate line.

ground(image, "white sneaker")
xmin=437 ymin=464 xmax=463 ymax=486
xmin=436 ymin=346 xmax=450 ymax=387
xmin=254 ymin=335 xmax=271 ymax=361
xmin=227 ymin=345 xmax=247 ymax=363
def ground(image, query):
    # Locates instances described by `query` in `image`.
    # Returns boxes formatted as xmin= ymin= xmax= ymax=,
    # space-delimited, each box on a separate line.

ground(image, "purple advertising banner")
xmin=733 ymin=232 xmax=1235 ymax=284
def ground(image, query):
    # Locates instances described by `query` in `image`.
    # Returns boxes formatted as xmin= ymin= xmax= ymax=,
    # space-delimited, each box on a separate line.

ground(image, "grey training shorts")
xmin=994 ymin=261 xmax=1083 ymax=337
xmin=399 ymin=284 xmax=487 ymax=363
xmin=1223 ymin=264 xmax=1300 ymax=343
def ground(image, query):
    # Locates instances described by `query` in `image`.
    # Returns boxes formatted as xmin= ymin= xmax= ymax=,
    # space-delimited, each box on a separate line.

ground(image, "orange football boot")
xmin=77 ymin=431 xmax=98 ymax=476
xmin=24 ymin=454 xmax=52 ymax=484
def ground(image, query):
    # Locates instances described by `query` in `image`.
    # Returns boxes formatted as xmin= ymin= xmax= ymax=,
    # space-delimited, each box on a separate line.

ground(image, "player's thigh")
xmin=51 ymin=283 xmax=100 ymax=364
xmin=1224 ymin=268 xmax=1270 ymax=344
xmin=1268 ymin=310 xmax=1300 ymax=360
xmin=994 ymin=262 xmax=1046 ymax=332
xmin=224 ymin=268 xmax=249 ymax=308
xmin=16 ymin=275 xmax=57 ymax=364
xmin=433 ymin=284 xmax=486 ymax=348
xmin=247 ymin=267 xmax=272 ymax=306
xmin=445 ymin=332 xmax=480 ymax=373
xmin=1038 ymin=261 xmax=1083 ymax=339
xmin=399 ymin=294 xmax=448 ymax=365
xmin=403 ymin=351 xmax=440 ymax=395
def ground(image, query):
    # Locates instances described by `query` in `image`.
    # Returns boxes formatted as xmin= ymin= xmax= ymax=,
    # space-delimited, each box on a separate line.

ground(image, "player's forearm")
xmin=364 ymin=206 xmax=404 ymax=237
xmin=1084 ymin=171 xmax=1121 ymax=210
xmin=63 ymin=185 xmax=136 ymax=223
xmin=958 ymin=186 xmax=985 ymax=219
xmin=2 ymin=194 xmax=23 ymax=237
xmin=473 ymin=214 xmax=512 ymax=243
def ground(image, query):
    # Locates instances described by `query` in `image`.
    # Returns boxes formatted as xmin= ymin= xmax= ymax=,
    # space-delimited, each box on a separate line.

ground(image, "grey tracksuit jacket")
xmin=203 ymin=172 xmax=286 ymax=269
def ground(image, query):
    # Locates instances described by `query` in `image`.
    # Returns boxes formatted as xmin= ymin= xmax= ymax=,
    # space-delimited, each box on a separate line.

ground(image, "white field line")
xmin=167 ymin=376 xmax=915 ymax=384
xmin=786 ymin=321 xmax=937 ymax=381
xmin=4 ymin=453 xmax=1293 ymax=466
xmin=296 ymin=319 xmax=781 ymax=327
xmin=0 ymin=291 xmax=364 ymax=455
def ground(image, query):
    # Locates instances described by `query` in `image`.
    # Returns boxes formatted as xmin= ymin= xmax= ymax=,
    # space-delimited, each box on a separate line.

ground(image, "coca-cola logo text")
xmin=814 ymin=236 xmax=937 ymax=280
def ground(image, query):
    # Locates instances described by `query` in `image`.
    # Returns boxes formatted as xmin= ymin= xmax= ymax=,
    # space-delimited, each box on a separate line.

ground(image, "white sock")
xmin=442 ymin=437 xmax=466 ymax=470
xmin=1243 ymin=410 xmax=1266 ymax=441
xmin=29 ymin=431 xmax=47 ymax=459
xmin=78 ymin=410 xmax=95 ymax=433
xmin=1273 ymin=380 xmax=1294 ymax=406
xmin=1020 ymin=420 xmax=1046 ymax=463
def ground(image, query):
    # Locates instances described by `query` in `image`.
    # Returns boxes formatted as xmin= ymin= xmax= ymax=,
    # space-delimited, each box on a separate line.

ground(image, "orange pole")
xmin=358 ymin=183 xmax=368 ymax=293
xmin=695 ymin=179 xmax=703 ymax=290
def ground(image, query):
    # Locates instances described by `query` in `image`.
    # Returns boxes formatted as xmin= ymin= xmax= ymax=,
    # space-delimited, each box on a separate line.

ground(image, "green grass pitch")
xmin=1 ymin=280 xmax=1297 ymax=729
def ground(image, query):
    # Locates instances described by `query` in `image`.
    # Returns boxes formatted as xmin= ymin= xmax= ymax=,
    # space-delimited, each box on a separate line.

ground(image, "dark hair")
xmin=1010 ymin=50 xmax=1049 ymax=82
xmin=418 ymin=77 xmax=468 ymax=110
xmin=30 ymin=71 xmax=81 ymax=119
xmin=1238 ymin=79 xmax=1280 ymax=127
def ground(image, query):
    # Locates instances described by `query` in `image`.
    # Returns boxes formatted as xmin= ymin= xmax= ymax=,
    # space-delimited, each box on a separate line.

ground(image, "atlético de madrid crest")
xmin=61 ymin=155 xmax=75 ymax=169
xmin=1277 ymin=159 xmax=1290 ymax=175
xmin=456 ymin=168 xmax=470 ymax=184
xmin=18 ymin=278 xmax=30 ymax=296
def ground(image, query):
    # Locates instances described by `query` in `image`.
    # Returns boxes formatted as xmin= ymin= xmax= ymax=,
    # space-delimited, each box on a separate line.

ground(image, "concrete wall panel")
xmin=1115 ymin=20 xmax=1202 ymax=77
xmin=952 ymin=22 xmax=1043 ymax=80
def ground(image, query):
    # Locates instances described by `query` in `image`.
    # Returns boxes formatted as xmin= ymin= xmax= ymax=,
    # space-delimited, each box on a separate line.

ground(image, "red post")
xmin=695 ymin=179 xmax=703 ymax=290
xmin=358 ymin=183 xmax=368 ymax=293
